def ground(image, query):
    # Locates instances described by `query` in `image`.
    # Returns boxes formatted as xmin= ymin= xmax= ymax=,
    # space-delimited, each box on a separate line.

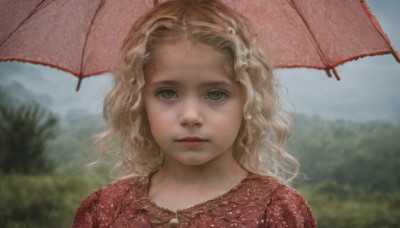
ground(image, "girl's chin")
xmin=165 ymin=154 xmax=215 ymax=167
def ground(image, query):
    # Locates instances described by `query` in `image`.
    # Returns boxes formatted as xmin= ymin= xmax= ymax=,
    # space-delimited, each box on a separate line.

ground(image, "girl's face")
xmin=144 ymin=40 xmax=244 ymax=168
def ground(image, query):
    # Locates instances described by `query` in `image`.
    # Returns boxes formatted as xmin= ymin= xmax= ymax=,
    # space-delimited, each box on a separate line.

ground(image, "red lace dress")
xmin=73 ymin=173 xmax=316 ymax=227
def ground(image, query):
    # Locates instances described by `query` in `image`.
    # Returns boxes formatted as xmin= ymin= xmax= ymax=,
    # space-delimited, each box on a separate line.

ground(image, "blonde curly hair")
xmin=96 ymin=0 xmax=299 ymax=184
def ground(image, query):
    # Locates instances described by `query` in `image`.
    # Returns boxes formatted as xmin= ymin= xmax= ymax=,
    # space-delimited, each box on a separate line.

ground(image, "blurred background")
xmin=0 ymin=0 xmax=399 ymax=227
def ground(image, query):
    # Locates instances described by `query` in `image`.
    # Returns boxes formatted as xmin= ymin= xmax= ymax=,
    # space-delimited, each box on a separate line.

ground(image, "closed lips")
xmin=176 ymin=137 xmax=208 ymax=142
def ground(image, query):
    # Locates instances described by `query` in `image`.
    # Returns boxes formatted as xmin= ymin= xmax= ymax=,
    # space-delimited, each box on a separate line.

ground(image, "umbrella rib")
xmin=0 ymin=0 xmax=54 ymax=47
xmin=286 ymin=0 xmax=339 ymax=80
xmin=360 ymin=0 xmax=400 ymax=63
xmin=76 ymin=0 xmax=107 ymax=91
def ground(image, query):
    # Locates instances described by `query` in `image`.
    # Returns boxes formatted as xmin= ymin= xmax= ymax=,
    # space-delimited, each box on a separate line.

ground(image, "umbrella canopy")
xmin=0 ymin=0 xmax=399 ymax=90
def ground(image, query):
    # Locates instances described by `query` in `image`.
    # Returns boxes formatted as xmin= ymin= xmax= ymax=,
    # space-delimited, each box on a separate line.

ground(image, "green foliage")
xmin=290 ymin=114 xmax=400 ymax=227
xmin=291 ymin=114 xmax=400 ymax=193
xmin=0 ymin=106 xmax=109 ymax=227
xmin=46 ymin=115 xmax=105 ymax=173
xmin=0 ymin=172 xmax=107 ymax=227
xmin=299 ymin=181 xmax=400 ymax=228
xmin=0 ymin=101 xmax=57 ymax=174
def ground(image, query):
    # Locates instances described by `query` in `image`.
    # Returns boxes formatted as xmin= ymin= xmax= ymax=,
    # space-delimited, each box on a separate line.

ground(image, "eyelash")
xmin=156 ymin=89 xmax=178 ymax=100
xmin=205 ymin=90 xmax=227 ymax=100
xmin=155 ymin=89 xmax=227 ymax=101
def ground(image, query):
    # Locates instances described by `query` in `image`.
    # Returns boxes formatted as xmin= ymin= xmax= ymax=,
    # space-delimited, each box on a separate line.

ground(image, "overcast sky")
xmin=0 ymin=0 xmax=399 ymax=124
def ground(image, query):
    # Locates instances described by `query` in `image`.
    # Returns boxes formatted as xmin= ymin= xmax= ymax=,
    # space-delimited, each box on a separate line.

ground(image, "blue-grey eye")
xmin=158 ymin=89 xmax=177 ymax=99
xmin=206 ymin=91 xmax=226 ymax=100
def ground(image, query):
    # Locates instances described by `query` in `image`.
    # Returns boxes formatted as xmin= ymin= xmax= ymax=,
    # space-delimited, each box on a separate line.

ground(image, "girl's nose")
xmin=179 ymin=99 xmax=203 ymax=127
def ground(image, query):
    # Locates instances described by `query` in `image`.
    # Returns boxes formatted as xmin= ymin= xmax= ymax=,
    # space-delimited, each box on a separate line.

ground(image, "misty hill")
xmin=290 ymin=114 xmax=400 ymax=192
xmin=0 ymin=81 xmax=54 ymax=108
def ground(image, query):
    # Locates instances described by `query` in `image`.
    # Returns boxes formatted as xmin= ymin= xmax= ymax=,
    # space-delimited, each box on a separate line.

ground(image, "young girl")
xmin=73 ymin=0 xmax=316 ymax=227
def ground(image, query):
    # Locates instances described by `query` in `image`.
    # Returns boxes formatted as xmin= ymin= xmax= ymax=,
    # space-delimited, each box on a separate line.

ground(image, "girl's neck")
xmin=148 ymin=154 xmax=248 ymax=211
xmin=157 ymin=161 xmax=247 ymax=186
xmin=155 ymin=152 xmax=247 ymax=186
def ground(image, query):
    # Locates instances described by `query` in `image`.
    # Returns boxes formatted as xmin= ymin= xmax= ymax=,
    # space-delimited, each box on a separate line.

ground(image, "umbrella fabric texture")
xmin=0 ymin=0 xmax=399 ymax=90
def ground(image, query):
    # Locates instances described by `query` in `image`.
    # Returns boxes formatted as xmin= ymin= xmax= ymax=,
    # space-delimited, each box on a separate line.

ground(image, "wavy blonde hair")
xmin=96 ymin=0 xmax=299 ymax=184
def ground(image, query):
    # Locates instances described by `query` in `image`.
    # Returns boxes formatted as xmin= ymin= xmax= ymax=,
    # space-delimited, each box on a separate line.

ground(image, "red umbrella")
xmin=1 ymin=0 xmax=399 ymax=90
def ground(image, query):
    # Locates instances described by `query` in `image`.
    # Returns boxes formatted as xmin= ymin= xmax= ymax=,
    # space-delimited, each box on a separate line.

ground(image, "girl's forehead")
xmin=155 ymin=40 xmax=231 ymax=70
xmin=157 ymin=40 xmax=225 ymax=60
xmin=146 ymin=40 xmax=235 ymax=85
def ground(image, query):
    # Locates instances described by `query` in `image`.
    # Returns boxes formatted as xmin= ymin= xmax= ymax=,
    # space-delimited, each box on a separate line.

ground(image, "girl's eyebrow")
xmin=201 ymin=81 xmax=234 ymax=88
xmin=148 ymin=80 xmax=178 ymax=86
xmin=149 ymin=80 xmax=234 ymax=88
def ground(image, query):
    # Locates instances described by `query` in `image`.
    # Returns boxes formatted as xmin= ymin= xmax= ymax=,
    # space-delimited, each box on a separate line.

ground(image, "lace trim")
xmin=140 ymin=172 xmax=258 ymax=224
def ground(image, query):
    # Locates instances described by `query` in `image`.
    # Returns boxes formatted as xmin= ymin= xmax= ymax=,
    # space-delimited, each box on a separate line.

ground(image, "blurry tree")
xmin=47 ymin=114 xmax=106 ymax=173
xmin=0 ymin=173 xmax=107 ymax=227
xmin=299 ymin=181 xmax=400 ymax=228
xmin=0 ymin=99 xmax=57 ymax=174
